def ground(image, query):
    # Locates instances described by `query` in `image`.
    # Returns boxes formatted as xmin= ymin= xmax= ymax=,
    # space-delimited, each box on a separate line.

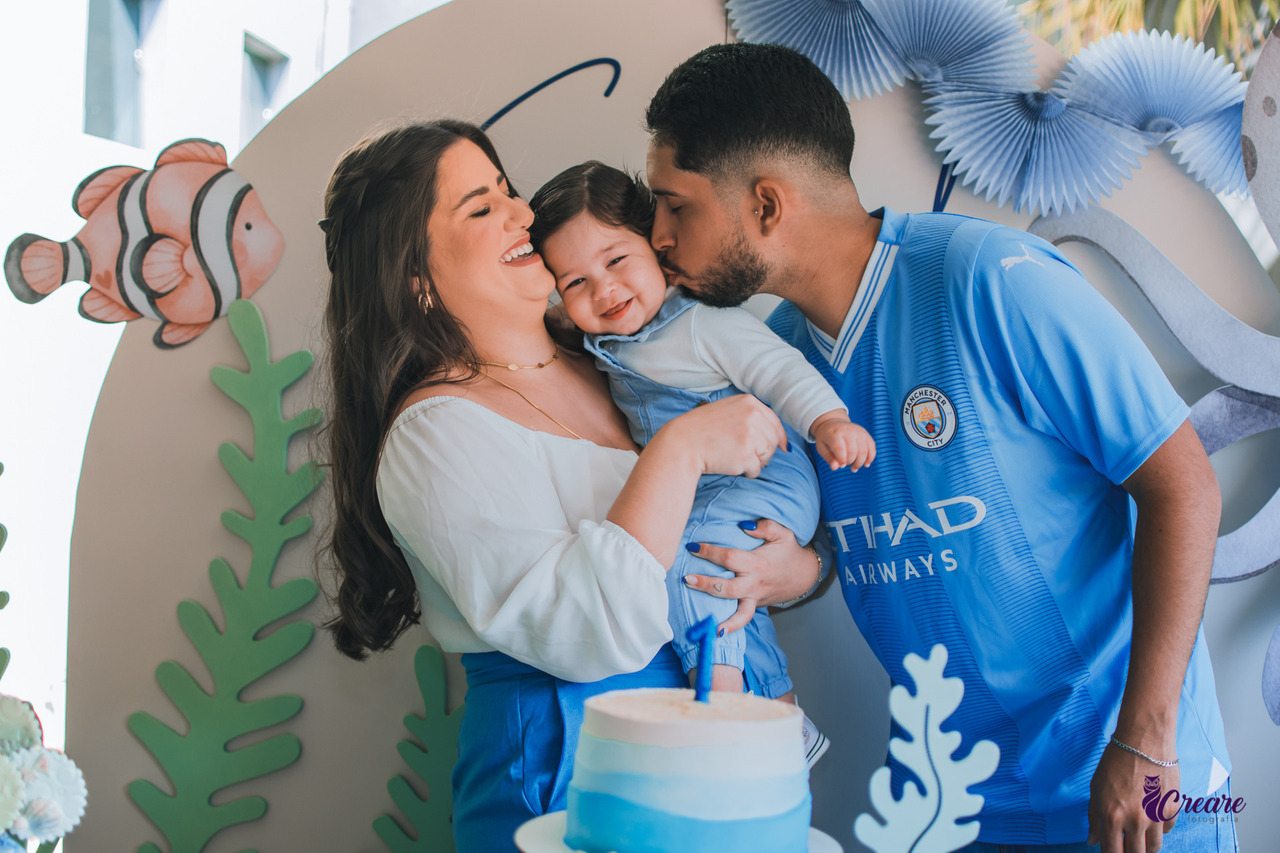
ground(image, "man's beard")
xmin=664 ymin=227 xmax=769 ymax=308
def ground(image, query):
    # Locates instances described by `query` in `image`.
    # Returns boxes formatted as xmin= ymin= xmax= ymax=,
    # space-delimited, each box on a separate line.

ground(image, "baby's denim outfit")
xmin=583 ymin=291 xmax=822 ymax=697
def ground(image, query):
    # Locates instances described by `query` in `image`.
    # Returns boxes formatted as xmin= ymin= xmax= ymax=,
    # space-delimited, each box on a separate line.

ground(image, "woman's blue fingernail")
xmin=738 ymin=520 xmax=757 ymax=531
xmin=683 ymin=575 xmax=695 ymax=586
xmin=685 ymin=542 xmax=700 ymax=553
xmin=717 ymin=628 xmax=725 ymax=637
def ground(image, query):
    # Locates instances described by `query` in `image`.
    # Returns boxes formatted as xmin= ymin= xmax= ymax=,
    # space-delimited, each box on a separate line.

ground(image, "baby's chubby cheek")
xmin=560 ymin=297 xmax=595 ymax=329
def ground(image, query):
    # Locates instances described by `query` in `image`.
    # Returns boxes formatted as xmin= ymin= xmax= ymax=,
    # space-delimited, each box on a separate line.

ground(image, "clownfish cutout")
xmin=4 ymin=139 xmax=284 ymax=348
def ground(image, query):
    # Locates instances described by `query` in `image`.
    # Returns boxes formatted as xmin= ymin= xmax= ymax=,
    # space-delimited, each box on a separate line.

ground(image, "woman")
xmin=320 ymin=119 xmax=821 ymax=850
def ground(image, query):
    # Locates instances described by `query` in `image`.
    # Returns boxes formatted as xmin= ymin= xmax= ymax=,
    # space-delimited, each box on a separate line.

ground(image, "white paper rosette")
xmin=7 ymin=747 xmax=87 ymax=842
xmin=1056 ymin=30 xmax=1249 ymax=194
xmin=0 ymin=758 xmax=23 ymax=834
xmin=727 ymin=0 xmax=910 ymax=99
xmin=926 ymin=87 xmax=1149 ymax=215
xmin=865 ymin=0 xmax=1034 ymax=92
xmin=0 ymin=697 xmax=42 ymax=757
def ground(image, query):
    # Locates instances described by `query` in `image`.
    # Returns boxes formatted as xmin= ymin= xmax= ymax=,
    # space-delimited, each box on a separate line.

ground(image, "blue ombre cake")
xmin=563 ymin=687 xmax=811 ymax=852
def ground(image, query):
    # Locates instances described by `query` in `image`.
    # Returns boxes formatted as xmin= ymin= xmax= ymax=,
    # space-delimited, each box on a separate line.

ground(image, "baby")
xmin=530 ymin=162 xmax=875 ymax=765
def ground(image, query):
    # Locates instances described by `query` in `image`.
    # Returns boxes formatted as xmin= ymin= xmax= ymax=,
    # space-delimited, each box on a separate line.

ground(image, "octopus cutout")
xmin=1028 ymin=26 xmax=1280 ymax=723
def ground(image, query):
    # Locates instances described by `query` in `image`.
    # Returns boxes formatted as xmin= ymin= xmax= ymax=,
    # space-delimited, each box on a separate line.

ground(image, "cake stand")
xmin=515 ymin=811 xmax=844 ymax=852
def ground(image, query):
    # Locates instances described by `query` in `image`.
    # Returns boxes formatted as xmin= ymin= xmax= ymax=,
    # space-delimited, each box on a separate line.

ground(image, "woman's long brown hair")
xmin=319 ymin=119 xmax=505 ymax=659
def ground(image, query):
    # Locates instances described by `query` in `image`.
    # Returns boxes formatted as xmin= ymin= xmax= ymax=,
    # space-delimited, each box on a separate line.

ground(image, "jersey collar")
xmin=807 ymin=206 xmax=903 ymax=374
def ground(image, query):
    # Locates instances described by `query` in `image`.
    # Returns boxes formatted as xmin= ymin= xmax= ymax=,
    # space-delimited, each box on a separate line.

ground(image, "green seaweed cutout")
xmin=127 ymin=300 xmax=324 ymax=853
xmin=0 ymin=462 xmax=8 ymax=681
xmin=374 ymin=645 xmax=463 ymax=853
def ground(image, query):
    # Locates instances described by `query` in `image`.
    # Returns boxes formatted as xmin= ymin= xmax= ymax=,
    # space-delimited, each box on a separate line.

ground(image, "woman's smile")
xmin=501 ymin=239 xmax=538 ymax=265
xmin=426 ymin=139 xmax=556 ymax=309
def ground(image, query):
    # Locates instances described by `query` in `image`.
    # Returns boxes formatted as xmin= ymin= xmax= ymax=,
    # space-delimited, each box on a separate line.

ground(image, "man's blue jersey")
xmin=769 ymin=207 xmax=1229 ymax=843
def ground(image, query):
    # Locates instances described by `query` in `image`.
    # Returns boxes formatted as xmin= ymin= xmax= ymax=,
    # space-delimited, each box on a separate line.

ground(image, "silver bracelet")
xmin=776 ymin=546 xmax=823 ymax=608
xmin=1109 ymin=736 xmax=1179 ymax=767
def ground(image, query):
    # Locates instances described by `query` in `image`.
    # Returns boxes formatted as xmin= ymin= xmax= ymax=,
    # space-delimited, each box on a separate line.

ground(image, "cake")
xmin=563 ymin=687 xmax=811 ymax=852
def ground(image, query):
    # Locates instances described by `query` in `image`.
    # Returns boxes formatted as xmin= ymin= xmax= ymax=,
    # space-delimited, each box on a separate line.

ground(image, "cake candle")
xmin=686 ymin=616 xmax=716 ymax=702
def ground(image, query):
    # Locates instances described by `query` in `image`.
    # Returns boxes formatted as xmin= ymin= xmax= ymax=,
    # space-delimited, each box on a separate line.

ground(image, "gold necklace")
xmin=480 ymin=370 xmax=585 ymax=440
xmin=474 ymin=346 xmax=560 ymax=371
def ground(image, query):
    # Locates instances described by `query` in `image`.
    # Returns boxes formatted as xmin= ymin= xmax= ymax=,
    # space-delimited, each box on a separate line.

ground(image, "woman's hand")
xmin=608 ymin=396 xmax=786 ymax=572
xmin=683 ymin=519 xmax=821 ymax=633
xmin=651 ymin=394 xmax=788 ymax=479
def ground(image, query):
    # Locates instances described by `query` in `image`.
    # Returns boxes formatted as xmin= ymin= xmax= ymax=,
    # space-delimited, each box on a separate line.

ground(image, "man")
xmin=656 ymin=43 xmax=1231 ymax=853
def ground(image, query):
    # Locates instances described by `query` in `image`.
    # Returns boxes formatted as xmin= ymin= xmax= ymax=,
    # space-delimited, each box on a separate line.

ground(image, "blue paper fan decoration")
xmin=726 ymin=0 xmax=910 ymax=100
xmin=926 ymin=88 xmax=1150 ymax=215
xmin=865 ymin=0 xmax=1034 ymax=92
xmin=1170 ymin=102 xmax=1248 ymax=194
xmin=1056 ymin=30 xmax=1249 ymax=194
xmin=726 ymin=4 xmax=1249 ymax=208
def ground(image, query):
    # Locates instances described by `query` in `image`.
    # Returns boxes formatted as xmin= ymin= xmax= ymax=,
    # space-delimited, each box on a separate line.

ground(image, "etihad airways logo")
xmin=825 ymin=495 xmax=987 ymax=552
xmin=828 ymin=496 xmax=987 ymax=587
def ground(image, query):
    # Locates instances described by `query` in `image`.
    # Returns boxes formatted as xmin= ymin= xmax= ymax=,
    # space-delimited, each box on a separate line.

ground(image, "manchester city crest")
xmin=902 ymin=385 xmax=957 ymax=450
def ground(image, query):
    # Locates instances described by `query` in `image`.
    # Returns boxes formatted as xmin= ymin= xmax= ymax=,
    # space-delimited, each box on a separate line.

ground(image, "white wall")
xmin=0 ymin=0 xmax=364 ymax=751
xmin=2 ymin=0 xmax=135 ymax=752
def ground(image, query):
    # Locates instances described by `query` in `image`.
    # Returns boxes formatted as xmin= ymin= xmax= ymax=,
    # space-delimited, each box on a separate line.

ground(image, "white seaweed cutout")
xmin=854 ymin=645 xmax=999 ymax=853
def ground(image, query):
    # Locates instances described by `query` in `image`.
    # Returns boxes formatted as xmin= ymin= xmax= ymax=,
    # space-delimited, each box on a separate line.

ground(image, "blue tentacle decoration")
xmin=1028 ymin=206 xmax=1280 ymax=584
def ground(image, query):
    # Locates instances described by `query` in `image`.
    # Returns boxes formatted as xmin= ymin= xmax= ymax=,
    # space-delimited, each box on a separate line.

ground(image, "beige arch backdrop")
xmin=63 ymin=0 xmax=1280 ymax=850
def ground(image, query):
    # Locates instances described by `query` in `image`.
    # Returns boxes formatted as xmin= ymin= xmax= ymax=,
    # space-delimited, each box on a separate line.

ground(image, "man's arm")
xmin=1087 ymin=420 xmax=1220 ymax=853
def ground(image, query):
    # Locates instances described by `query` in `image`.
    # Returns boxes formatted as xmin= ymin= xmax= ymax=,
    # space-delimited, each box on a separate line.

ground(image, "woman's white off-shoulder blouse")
xmin=375 ymin=396 xmax=674 ymax=682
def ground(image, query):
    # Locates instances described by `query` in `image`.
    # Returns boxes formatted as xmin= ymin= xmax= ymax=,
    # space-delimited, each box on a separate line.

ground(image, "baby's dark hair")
xmin=528 ymin=161 xmax=656 ymax=252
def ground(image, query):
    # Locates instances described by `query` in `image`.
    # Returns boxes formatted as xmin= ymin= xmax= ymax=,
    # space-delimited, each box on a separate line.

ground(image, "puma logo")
xmin=1001 ymin=244 xmax=1045 ymax=270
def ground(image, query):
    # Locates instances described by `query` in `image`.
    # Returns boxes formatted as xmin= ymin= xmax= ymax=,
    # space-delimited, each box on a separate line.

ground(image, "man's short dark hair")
xmin=645 ymin=43 xmax=855 ymax=184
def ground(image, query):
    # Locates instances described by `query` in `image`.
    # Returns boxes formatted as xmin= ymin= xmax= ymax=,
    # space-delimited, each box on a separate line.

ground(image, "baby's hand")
xmin=811 ymin=412 xmax=876 ymax=471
